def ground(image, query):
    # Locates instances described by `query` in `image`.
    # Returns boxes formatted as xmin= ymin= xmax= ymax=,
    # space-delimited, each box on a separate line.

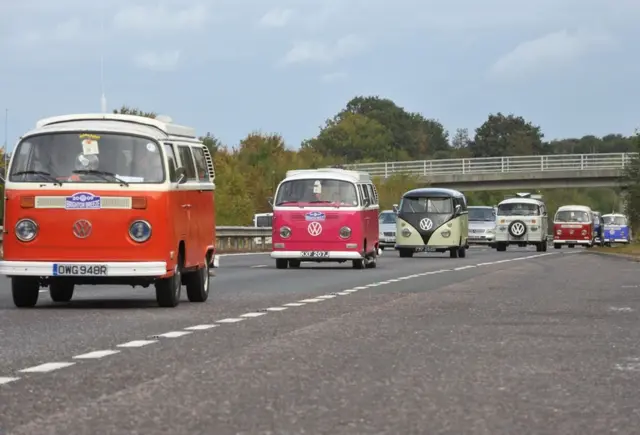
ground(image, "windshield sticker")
xmin=146 ymin=142 xmax=157 ymax=152
xmin=116 ymin=175 xmax=144 ymax=183
xmin=312 ymin=180 xmax=322 ymax=194
xmin=81 ymin=138 xmax=99 ymax=155
xmin=65 ymin=192 xmax=101 ymax=210
xmin=305 ymin=211 xmax=326 ymax=221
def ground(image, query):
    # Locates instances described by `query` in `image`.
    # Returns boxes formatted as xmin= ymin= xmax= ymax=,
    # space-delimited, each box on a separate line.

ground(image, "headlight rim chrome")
xmin=15 ymin=218 xmax=38 ymax=242
xmin=401 ymin=228 xmax=411 ymax=237
xmin=339 ymin=226 xmax=352 ymax=239
xmin=280 ymin=226 xmax=291 ymax=238
xmin=129 ymin=219 xmax=152 ymax=243
xmin=440 ymin=229 xmax=451 ymax=238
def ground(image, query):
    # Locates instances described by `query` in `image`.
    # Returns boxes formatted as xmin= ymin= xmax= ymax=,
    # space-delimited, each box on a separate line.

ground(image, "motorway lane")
xmin=4 ymin=247 xmax=633 ymax=433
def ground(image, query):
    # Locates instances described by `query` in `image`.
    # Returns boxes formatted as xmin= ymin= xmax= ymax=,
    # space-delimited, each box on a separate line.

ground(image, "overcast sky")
xmin=0 ymin=0 xmax=638 ymax=152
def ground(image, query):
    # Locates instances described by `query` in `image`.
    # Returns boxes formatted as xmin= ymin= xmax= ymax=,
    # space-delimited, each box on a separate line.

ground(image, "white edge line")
xmin=184 ymin=324 xmax=218 ymax=330
xmin=240 ymin=312 xmax=267 ymax=317
xmin=298 ymin=298 xmax=324 ymax=303
xmin=156 ymin=331 xmax=193 ymax=338
xmin=217 ymin=318 xmax=245 ymax=323
xmin=266 ymin=307 xmax=288 ymax=311
xmin=0 ymin=377 xmax=20 ymax=385
xmin=283 ymin=303 xmax=305 ymax=306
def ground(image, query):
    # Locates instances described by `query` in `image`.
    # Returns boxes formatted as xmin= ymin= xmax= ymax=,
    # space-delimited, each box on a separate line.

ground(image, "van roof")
xmin=284 ymin=168 xmax=371 ymax=183
xmin=468 ymin=205 xmax=494 ymax=209
xmin=498 ymin=197 xmax=544 ymax=206
xmin=556 ymin=205 xmax=592 ymax=213
xmin=402 ymin=187 xmax=464 ymax=198
xmin=602 ymin=213 xmax=626 ymax=218
xmin=25 ymin=113 xmax=198 ymax=141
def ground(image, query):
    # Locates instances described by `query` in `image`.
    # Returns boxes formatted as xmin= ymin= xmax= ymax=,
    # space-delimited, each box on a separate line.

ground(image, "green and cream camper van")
xmin=395 ymin=188 xmax=469 ymax=258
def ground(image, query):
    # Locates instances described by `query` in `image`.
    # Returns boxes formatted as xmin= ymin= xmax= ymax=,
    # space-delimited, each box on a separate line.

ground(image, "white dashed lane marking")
xmin=73 ymin=350 xmax=120 ymax=359
xmin=184 ymin=324 xmax=218 ymax=330
xmin=19 ymin=362 xmax=75 ymax=373
xmin=1 ymin=251 xmax=564 ymax=387
xmin=117 ymin=340 xmax=158 ymax=348
xmin=251 ymin=265 xmax=267 ymax=268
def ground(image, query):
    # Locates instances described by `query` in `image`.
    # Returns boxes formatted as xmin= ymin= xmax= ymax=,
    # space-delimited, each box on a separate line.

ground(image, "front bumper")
xmin=0 ymin=261 xmax=167 ymax=277
xmin=467 ymin=235 xmax=495 ymax=244
xmin=604 ymin=238 xmax=630 ymax=243
xmin=553 ymin=239 xmax=592 ymax=245
xmin=270 ymin=251 xmax=363 ymax=260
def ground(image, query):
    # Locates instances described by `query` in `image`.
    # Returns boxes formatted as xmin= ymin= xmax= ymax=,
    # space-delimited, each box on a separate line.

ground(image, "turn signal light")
xmin=20 ymin=196 xmax=35 ymax=208
xmin=132 ymin=196 xmax=147 ymax=209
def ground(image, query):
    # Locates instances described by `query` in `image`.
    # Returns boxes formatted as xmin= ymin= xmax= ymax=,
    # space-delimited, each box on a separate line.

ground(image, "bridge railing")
xmin=346 ymin=152 xmax=638 ymax=178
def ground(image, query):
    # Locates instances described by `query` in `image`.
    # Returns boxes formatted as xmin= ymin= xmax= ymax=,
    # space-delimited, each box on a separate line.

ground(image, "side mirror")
xmin=175 ymin=167 xmax=187 ymax=184
xmin=392 ymin=204 xmax=399 ymax=213
xmin=454 ymin=204 xmax=461 ymax=215
xmin=267 ymin=197 xmax=273 ymax=207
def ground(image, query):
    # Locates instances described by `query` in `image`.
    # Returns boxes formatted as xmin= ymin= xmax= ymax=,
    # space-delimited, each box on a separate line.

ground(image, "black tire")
xmin=568 ymin=244 xmax=575 ymax=248
xmin=289 ymin=260 xmax=301 ymax=268
xmin=155 ymin=264 xmax=182 ymax=307
xmin=352 ymin=259 xmax=365 ymax=269
xmin=449 ymin=248 xmax=458 ymax=258
xmin=49 ymin=281 xmax=75 ymax=302
xmin=457 ymin=246 xmax=466 ymax=258
xmin=554 ymin=244 xmax=561 ymax=249
xmin=275 ymin=259 xmax=288 ymax=269
xmin=508 ymin=220 xmax=527 ymax=238
xmin=186 ymin=258 xmax=209 ymax=303
xmin=496 ymin=243 xmax=507 ymax=252
xmin=12 ymin=277 xmax=40 ymax=308
xmin=365 ymin=249 xmax=377 ymax=268
xmin=542 ymin=241 xmax=548 ymax=251
xmin=399 ymin=249 xmax=413 ymax=258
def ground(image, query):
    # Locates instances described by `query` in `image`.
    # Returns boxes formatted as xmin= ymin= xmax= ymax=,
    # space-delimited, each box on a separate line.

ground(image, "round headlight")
xmin=129 ymin=220 xmax=152 ymax=242
xmin=440 ymin=230 xmax=451 ymax=238
xmin=15 ymin=219 xmax=38 ymax=242
xmin=556 ymin=229 xmax=561 ymax=235
xmin=402 ymin=228 xmax=411 ymax=237
xmin=581 ymin=229 xmax=587 ymax=235
xmin=340 ymin=226 xmax=351 ymax=239
xmin=280 ymin=226 xmax=291 ymax=238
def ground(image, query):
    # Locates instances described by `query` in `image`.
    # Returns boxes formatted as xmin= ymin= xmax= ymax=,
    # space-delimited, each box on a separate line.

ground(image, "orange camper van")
xmin=0 ymin=113 xmax=217 ymax=308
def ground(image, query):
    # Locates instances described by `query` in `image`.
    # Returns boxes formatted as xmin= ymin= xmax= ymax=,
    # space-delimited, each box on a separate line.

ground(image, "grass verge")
xmin=591 ymin=243 xmax=640 ymax=257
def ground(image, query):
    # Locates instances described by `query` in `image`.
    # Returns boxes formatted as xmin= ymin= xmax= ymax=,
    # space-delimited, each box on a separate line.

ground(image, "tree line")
xmin=113 ymin=100 xmax=639 ymax=227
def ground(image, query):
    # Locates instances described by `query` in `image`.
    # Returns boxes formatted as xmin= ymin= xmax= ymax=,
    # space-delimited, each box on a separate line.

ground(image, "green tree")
xmin=113 ymin=105 xmax=157 ymax=118
xmin=471 ymin=113 xmax=544 ymax=157
xmin=621 ymin=131 xmax=640 ymax=232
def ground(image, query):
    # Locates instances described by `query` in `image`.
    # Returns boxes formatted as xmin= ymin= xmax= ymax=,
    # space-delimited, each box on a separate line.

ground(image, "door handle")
xmin=182 ymin=204 xmax=191 ymax=209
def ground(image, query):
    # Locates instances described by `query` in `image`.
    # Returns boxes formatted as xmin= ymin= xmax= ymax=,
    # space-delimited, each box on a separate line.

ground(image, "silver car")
xmin=378 ymin=210 xmax=397 ymax=250
xmin=468 ymin=206 xmax=496 ymax=247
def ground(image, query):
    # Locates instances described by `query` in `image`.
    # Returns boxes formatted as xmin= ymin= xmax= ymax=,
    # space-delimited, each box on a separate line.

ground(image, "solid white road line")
xmin=0 ymin=377 xmax=20 ymax=385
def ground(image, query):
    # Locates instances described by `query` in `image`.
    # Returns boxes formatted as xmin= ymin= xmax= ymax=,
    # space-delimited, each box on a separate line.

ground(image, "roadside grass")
xmin=591 ymin=243 xmax=640 ymax=256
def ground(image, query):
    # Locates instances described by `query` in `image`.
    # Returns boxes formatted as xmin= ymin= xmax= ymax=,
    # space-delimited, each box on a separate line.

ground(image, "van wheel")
xmin=365 ymin=250 xmax=377 ymax=269
xmin=457 ymin=246 xmax=466 ymax=258
xmin=554 ymin=244 xmax=561 ymax=249
xmin=50 ymin=281 xmax=75 ymax=302
xmin=399 ymin=249 xmax=413 ymax=258
xmin=289 ymin=260 xmax=301 ymax=268
xmin=496 ymin=243 xmax=507 ymax=252
xmin=12 ymin=277 xmax=40 ymax=308
xmin=186 ymin=258 xmax=209 ymax=303
xmin=155 ymin=264 xmax=182 ymax=307
xmin=275 ymin=259 xmax=288 ymax=269
xmin=568 ymin=244 xmax=575 ymax=248
xmin=352 ymin=259 xmax=365 ymax=269
xmin=449 ymin=248 xmax=459 ymax=258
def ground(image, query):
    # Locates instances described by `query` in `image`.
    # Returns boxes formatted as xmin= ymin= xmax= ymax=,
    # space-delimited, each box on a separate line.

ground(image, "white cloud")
xmin=113 ymin=3 xmax=210 ymax=33
xmin=133 ymin=50 xmax=181 ymax=71
xmin=321 ymin=71 xmax=348 ymax=83
xmin=280 ymin=34 xmax=366 ymax=66
xmin=489 ymin=29 xmax=615 ymax=79
xmin=259 ymin=8 xmax=294 ymax=28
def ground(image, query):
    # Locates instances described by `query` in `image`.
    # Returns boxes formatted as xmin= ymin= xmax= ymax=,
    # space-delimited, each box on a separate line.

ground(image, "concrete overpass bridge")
xmin=345 ymin=152 xmax=638 ymax=191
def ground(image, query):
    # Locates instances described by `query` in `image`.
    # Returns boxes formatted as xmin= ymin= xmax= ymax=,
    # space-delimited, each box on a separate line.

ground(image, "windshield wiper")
xmin=11 ymin=170 xmax=62 ymax=185
xmin=72 ymin=170 xmax=129 ymax=186
xmin=276 ymin=200 xmax=299 ymax=206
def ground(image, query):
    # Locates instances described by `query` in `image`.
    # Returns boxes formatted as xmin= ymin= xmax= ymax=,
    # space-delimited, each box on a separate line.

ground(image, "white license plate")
xmin=53 ymin=264 xmax=108 ymax=276
xmin=301 ymin=251 xmax=329 ymax=258
xmin=416 ymin=247 xmax=436 ymax=252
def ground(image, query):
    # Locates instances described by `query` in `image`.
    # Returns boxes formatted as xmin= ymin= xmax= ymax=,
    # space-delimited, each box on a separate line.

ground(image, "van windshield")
xmin=401 ymin=197 xmax=452 ymax=214
xmin=9 ymin=132 xmax=165 ymax=184
xmin=469 ymin=208 xmax=494 ymax=221
xmin=497 ymin=203 xmax=539 ymax=216
xmin=275 ymin=179 xmax=358 ymax=206
xmin=379 ymin=212 xmax=396 ymax=224
xmin=555 ymin=210 xmax=590 ymax=223
xmin=604 ymin=216 xmax=627 ymax=225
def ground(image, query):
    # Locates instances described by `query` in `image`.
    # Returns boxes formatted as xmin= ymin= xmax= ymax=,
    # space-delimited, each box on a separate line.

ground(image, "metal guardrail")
xmin=345 ymin=152 xmax=638 ymax=178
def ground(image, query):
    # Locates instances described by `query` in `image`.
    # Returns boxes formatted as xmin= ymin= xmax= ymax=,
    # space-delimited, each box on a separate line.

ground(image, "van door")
xmin=176 ymin=144 xmax=199 ymax=267
xmin=164 ymin=144 xmax=182 ymax=261
xmin=191 ymin=145 xmax=215 ymax=263
xmin=366 ymin=183 xmax=379 ymax=248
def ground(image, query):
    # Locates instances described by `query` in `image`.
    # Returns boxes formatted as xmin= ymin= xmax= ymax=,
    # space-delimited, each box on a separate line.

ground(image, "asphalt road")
xmin=1 ymin=246 xmax=639 ymax=434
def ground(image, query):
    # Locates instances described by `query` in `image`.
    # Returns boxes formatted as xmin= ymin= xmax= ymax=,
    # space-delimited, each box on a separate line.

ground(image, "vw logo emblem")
xmin=73 ymin=219 xmax=92 ymax=239
xmin=308 ymin=221 xmax=322 ymax=236
xmin=419 ymin=218 xmax=433 ymax=231
xmin=510 ymin=222 xmax=525 ymax=236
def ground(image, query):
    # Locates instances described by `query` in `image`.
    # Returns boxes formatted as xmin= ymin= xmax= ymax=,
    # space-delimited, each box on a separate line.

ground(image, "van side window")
xmin=164 ymin=144 xmax=178 ymax=182
xmin=357 ymin=185 xmax=366 ymax=206
xmin=366 ymin=184 xmax=377 ymax=205
xmin=177 ymin=146 xmax=197 ymax=180
xmin=370 ymin=183 xmax=379 ymax=204
xmin=191 ymin=146 xmax=210 ymax=181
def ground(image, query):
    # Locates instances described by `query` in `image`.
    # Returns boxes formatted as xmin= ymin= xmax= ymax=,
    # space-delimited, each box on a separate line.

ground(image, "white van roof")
xmin=556 ymin=205 xmax=592 ymax=213
xmin=285 ymin=167 xmax=371 ymax=183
